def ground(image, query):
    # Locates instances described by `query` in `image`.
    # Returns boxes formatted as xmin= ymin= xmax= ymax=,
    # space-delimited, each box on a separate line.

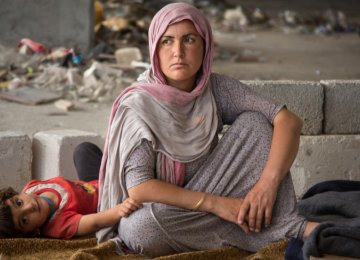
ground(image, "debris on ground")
xmin=18 ymin=38 xmax=48 ymax=55
xmin=54 ymin=99 xmax=76 ymax=111
xmin=0 ymin=0 xmax=358 ymax=109
xmin=0 ymin=86 xmax=63 ymax=105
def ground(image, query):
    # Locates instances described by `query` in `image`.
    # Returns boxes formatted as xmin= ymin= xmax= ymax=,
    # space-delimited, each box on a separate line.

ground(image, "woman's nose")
xmin=173 ymin=41 xmax=184 ymax=58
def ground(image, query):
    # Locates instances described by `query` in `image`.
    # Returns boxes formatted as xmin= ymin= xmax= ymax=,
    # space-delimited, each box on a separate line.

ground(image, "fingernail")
xmin=255 ymin=229 xmax=259 ymax=233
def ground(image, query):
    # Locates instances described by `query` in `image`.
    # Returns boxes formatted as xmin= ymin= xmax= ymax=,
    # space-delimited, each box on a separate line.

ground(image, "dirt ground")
xmin=1 ymin=2 xmax=360 ymax=138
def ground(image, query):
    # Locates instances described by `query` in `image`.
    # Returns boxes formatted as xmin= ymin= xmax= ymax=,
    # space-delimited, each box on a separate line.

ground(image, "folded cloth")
xmin=299 ymin=190 xmax=360 ymax=222
xmin=302 ymin=180 xmax=360 ymax=199
xmin=286 ymin=180 xmax=360 ymax=260
xmin=303 ymin=220 xmax=360 ymax=259
xmin=299 ymin=190 xmax=360 ymax=259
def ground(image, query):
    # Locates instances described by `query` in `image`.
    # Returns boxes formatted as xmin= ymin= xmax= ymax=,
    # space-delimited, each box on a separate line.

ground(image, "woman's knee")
xmin=226 ymin=111 xmax=273 ymax=144
xmin=119 ymin=204 xmax=175 ymax=257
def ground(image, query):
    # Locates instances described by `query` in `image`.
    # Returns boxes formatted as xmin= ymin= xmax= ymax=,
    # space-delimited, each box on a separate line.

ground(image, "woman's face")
xmin=157 ymin=20 xmax=204 ymax=92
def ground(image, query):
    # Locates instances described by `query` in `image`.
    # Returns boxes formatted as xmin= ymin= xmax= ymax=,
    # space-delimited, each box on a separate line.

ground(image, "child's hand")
xmin=116 ymin=198 xmax=142 ymax=218
xmin=77 ymin=198 xmax=142 ymax=236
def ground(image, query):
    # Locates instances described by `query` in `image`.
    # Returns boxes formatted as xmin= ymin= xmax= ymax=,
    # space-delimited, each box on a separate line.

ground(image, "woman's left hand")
xmin=237 ymin=179 xmax=278 ymax=233
xmin=236 ymin=109 xmax=302 ymax=233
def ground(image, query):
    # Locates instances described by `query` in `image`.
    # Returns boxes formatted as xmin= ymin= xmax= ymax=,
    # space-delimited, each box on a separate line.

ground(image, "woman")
xmin=84 ymin=2 xmax=318 ymax=257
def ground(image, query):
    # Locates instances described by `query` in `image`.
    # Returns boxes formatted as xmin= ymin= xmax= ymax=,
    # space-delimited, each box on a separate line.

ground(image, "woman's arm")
xmin=237 ymin=108 xmax=303 ymax=232
xmin=129 ymin=179 xmax=204 ymax=209
xmin=125 ymin=139 xmax=251 ymax=232
xmin=128 ymin=180 xmax=250 ymax=231
xmin=76 ymin=198 xmax=142 ymax=236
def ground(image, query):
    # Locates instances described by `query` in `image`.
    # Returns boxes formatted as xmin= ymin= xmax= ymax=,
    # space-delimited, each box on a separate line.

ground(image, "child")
xmin=0 ymin=176 xmax=142 ymax=239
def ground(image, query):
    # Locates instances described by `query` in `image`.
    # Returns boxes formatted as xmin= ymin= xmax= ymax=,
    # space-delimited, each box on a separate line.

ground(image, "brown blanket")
xmin=0 ymin=237 xmax=288 ymax=260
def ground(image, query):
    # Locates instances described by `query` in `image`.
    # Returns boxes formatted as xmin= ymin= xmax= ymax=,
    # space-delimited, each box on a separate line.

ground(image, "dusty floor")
xmin=1 ymin=28 xmax=360 ymax=138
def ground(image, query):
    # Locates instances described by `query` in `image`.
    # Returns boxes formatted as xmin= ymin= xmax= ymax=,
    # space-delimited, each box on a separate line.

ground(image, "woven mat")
xmin=0 ymin=237 xmax=288 ymax=260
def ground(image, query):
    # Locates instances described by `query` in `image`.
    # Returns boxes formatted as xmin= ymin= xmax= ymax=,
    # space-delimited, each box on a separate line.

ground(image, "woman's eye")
xmin=161 ymin=39 xmax=171 ymax=45
xmin=184 ymin=37 xmax=195 ymax=43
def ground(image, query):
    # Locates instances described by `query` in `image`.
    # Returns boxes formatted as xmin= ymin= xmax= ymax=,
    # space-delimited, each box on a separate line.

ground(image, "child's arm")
xmin=76 ymin=198 xmax=142 ymax=236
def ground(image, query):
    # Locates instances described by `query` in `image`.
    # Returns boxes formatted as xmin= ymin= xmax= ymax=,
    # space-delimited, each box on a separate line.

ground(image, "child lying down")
xmin=0 ymin=176 xmax=142 ymax=239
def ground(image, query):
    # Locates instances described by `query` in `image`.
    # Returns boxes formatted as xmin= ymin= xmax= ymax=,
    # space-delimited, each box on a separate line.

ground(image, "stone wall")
xmin=246 ymin=79 xmax=360 ymax=197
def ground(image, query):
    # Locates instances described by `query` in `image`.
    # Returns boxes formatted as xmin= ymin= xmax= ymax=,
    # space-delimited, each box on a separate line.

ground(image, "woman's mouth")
xmin=171 ymin=63 xmax=187 ymax=69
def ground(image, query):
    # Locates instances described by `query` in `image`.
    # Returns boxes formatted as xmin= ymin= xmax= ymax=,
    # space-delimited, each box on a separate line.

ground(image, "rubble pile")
xmin=277 ymin=8 xmax=359 ymax=35
xmin=0 ymin=0 xmax=358 ymax=110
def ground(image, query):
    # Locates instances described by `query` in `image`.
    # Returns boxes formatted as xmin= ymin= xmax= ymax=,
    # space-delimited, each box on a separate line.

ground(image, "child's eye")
xmin=15 ymin=198 xmax=23 ymax=207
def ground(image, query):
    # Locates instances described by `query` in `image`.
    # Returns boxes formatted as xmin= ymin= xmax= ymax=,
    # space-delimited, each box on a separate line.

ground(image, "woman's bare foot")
xmin=303 ymin=221 xmax=319 ymax=238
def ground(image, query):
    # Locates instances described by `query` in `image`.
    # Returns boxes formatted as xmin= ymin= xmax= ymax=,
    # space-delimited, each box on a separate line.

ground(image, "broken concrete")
xmin=115 ymin=47 xmax=143 ymax=66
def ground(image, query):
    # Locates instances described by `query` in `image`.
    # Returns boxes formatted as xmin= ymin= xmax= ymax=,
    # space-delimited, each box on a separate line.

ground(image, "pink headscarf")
xmin=148 ymin=3 xmax=214 ymax=93
xmin=107 ymin=2 xmax=214 ymax=108
xmin=97 ymin=3 xmax=218 ymax=243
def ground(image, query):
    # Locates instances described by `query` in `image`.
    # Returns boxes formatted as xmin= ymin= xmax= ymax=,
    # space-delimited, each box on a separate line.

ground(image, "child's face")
xmin=6 ymin=193 xmax=50 ymax=235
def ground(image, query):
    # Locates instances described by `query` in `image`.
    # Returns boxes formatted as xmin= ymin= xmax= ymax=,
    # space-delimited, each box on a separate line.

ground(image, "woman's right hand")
xmin=205 ymin=195 xmax=250 ymax=233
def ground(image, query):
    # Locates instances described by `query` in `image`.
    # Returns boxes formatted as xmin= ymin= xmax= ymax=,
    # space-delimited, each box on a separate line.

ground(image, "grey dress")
xmin=119 ymin=73 xmax=306 ymax=257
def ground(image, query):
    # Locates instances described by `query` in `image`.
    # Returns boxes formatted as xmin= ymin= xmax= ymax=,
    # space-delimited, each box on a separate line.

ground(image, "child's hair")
xmin=0 ymin=187 xmax=19 ymax=238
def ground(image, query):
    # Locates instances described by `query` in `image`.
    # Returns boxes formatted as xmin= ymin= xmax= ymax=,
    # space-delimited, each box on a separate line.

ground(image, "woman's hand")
xmin=205 ymin=195 xmax=250 ymax=233
xmin=235 ymin=108 xmax=302 ymax=233
xmin=237 ymin=179 xmax=278 ymax=233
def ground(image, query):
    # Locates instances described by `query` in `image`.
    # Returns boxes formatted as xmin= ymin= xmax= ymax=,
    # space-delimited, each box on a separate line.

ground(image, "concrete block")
xmin=291 ymin=135 xmax=360 ymax=198
xmin=244 ymin=80 xmax=324 ymax=135
xmin=32 ymin=129 xmax=104 ymax=181
xmin=0 ymin=131 xmax=32 ymax=191
xmin=322 ymin=80 xmax=360 ymax=134
xmin=0 ymin=0 xmax=94 ymax=53
xmin=115 ymin=47 xmax=143 ymax=66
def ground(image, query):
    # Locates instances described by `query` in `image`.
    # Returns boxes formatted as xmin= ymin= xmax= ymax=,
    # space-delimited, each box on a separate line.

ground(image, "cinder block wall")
xmin=0 ymin=132 xmax=32 ymax=191
xmin=0 ymin=0 xmax=94 ymax=53
xmin=246 ymin=79 xmax=360 ymax=198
